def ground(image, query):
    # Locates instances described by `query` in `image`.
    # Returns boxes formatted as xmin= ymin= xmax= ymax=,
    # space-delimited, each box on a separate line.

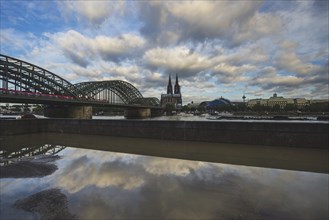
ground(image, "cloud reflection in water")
xmin=0 ymin=146 xmax=328 ymax=220
xmin=51 ymin=148 xmax=328 ymax=220
xmin=56 ymin=154 xmax=145 ymax=193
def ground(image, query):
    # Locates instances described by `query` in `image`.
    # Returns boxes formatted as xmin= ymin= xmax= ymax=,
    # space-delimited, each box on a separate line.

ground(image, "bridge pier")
xmin=44 ymin=105 xmax=92 ymax=119
xmin=124 ymin=108 xmax=151 ymax=119
xmin=151 ymin=108 xmax=164 ymax=117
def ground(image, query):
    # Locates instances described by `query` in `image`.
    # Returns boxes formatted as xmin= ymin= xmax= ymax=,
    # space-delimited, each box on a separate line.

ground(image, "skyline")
xmin=0 ymin=0 xmax=328 ymax=104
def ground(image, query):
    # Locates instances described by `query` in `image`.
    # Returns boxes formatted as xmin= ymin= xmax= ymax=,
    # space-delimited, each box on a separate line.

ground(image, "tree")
xmin=310 ymin=103 xmax=329 ymax=112
xmin=164 ymin=103 xmax=175 ymax=115
xmin=272 ymin=104 xmax=281 ymax=112
xmin=23 ymin=104 xmax=30 ymax=113
xmin=11 ymin=105 xmax=22 ymax=112
xmin=252 ymin=104 xmax=263 ymax=112
xmin=216 ymin=104 xmax=232 ymax=112
xmin=182 ymin=105 xmax=190 ymax=113
xmin=236 ymin=103 xmax=247 ymax=112
xmin=285 ymin=104 xmax=296 ymax=112
xmin=32 ymin=105 xmax=44 ymax=114
xmin=197 ymin=105 xmax=206 ymax=113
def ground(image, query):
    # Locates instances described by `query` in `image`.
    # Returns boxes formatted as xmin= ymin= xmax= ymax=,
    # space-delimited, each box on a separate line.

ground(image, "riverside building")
xmin=247 ymin=93 xmax=312 ymax=110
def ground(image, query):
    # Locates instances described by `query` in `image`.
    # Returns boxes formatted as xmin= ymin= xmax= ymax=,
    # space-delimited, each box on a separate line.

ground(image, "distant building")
xmin=267 ymin=93 xmax=294 ymax=109
xmin=247 ymin=98 xmax=268 ymax=108
xmin=160 ymin=74 xmax=182 ymax=109
xmin=186 ymin=97 xmax=232 ymax=112
xmin=206 ymin=97 xmax=232 ymax=111
xmin=294 ymin=98 xmax=309 ymax=109
xmin=310 ymin=99 xmax=329 ymax=104
xmin=207 ymin=97 xmax=232 ymax=109
xmin=247 ymin=93 xmax=311 ymax=110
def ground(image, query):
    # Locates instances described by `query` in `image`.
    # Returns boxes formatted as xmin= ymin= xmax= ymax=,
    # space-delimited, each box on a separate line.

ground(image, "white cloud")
xmin=143 ymin=46 xmax=212 ymax=77
xmin=212 ymin=43 xmax=269 ymax=66
xmin=0 ymin=29 xmax=38 ymax=54
xmin=55 ymin=153 xmax=144 ymax=193
xmin=95 ymin=33 xmax=146 ymax=61
xmin=57 ymin=0 xmax=125 ymax=26
xmin=232 ymin=12 xmax=282 ymax=45
xmin=168 ymin=1 xmax=262 ymax=37
xmin=101 ymin=63 xmax=141 ymax=82
xmin=213 ymin=63 xmax=255 ymax=84
xmin=275 ymin=50 xmax=321 ymax=75
xmin=258 ymin=74 xmax=304 ymax=86
xmin=143 ymin=158 xmax=207 ymax=177
xmin=250 ymin=66 xmax=304 ymax=90
xmin=50 ymin=30 xmax=146 ymax=66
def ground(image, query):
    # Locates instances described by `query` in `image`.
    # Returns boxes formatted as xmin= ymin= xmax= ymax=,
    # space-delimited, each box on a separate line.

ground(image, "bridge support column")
xmin=124 ymin=108 xmax=151 ymax=119
xmin=44 ymin=105 xmax=93 ymax=119
xmin=151 ymin=109 xmax=164 ymax=117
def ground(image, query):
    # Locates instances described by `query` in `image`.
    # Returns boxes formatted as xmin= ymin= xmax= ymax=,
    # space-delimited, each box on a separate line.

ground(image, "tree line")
xmin=179 ymin=102 xmax=329 ymax=113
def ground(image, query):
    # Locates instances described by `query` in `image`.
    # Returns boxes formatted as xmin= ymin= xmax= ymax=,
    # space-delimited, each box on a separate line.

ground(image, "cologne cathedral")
xmin=160 ymin=74 xmax=182 ymax=109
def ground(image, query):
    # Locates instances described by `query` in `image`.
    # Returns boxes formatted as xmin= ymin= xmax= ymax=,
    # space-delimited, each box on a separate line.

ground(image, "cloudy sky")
xmin=1 ymin=0 xmax=328 ymax=103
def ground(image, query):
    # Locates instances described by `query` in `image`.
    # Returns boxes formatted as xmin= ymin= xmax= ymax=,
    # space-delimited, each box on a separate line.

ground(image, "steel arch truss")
xmin=74 ymin=80 xmax=144 ymax=104
xmin=0 ymin=54 xmax=79 ymax=97
xmin=0 ymin=54 xmax=151 ymax=105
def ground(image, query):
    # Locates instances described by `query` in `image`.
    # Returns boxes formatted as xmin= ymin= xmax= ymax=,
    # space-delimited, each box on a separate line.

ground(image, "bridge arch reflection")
xmin=0 ymin=144 xmax=65 ymax=166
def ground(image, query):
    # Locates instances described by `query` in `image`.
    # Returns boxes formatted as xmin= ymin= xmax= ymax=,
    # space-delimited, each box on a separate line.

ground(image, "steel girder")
xmin=74 ymin=80 xmax=144 ymax=104
xmin=0 ymin=54 xmax=80 ymax=97
xmin=129 ymin=97 xmax=160 ymax=106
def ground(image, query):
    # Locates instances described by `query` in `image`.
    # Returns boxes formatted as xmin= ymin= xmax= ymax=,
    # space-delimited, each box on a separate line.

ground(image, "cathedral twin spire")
xmin=162 ymin=74 xmax=183 ymax=108
xmin=167 ymin=74 xmax=180 ymax=95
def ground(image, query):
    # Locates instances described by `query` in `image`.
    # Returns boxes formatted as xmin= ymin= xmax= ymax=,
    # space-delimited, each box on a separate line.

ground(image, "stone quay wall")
xmin=1 ymin=119 xmax=328 ymax=148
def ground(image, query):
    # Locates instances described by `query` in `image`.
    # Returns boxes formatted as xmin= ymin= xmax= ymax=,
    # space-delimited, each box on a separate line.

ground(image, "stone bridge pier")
xmin=124 ymin=108 xmax=151 ymax=119
xmin=124 ymin=108 xmax=164 ymax=119
xmin=44 ymin=105 xmax=92 ymax=119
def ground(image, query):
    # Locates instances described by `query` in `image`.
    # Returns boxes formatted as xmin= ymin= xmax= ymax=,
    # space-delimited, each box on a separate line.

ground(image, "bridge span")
xmin=0 ymin=54 xmax=162 ymax=118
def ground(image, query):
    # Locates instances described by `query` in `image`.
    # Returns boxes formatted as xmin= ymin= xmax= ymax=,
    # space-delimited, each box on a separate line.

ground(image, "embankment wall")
xmin=1 ymin=119 xmax=328 ymax=148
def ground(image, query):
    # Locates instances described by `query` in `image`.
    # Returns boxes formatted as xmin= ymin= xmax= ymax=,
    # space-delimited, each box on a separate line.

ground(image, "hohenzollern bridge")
xmin=0 ymin=54 xmax=161 ymax=118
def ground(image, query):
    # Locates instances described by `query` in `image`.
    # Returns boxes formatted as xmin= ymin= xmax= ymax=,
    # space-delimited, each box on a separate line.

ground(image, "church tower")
xmin=174 ymin=74 xmax=180 ymax=94
xmin=167 ymin=74 xmax=173 ymax=94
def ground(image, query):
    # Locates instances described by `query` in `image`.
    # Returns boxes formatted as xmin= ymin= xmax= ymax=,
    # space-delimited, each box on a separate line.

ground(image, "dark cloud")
xmin=312 ymin=0 xmax=329 ymax=13
xmin=64 ymin=51 xmax=90 ymax=68
xmin=137 ymin=1 xmax=273 ymax=48
xmin=138 ymin=3 xmax=165 ymax=43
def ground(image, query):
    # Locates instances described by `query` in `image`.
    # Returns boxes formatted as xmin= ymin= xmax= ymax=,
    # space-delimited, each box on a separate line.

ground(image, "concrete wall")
xmin=1 ymin=119 xmax=328 ymax=148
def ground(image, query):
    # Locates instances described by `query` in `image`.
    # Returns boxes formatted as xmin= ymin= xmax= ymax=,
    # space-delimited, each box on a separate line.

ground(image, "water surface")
xmin=1 ymin=142 xmax=328 ymax=220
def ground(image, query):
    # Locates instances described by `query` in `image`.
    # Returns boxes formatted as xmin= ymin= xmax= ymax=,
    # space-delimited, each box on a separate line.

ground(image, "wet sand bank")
xmin=1 ymin=133 xmax=328 ymax=173
xmin=14 ymin=188 xmax=77 ymax=220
